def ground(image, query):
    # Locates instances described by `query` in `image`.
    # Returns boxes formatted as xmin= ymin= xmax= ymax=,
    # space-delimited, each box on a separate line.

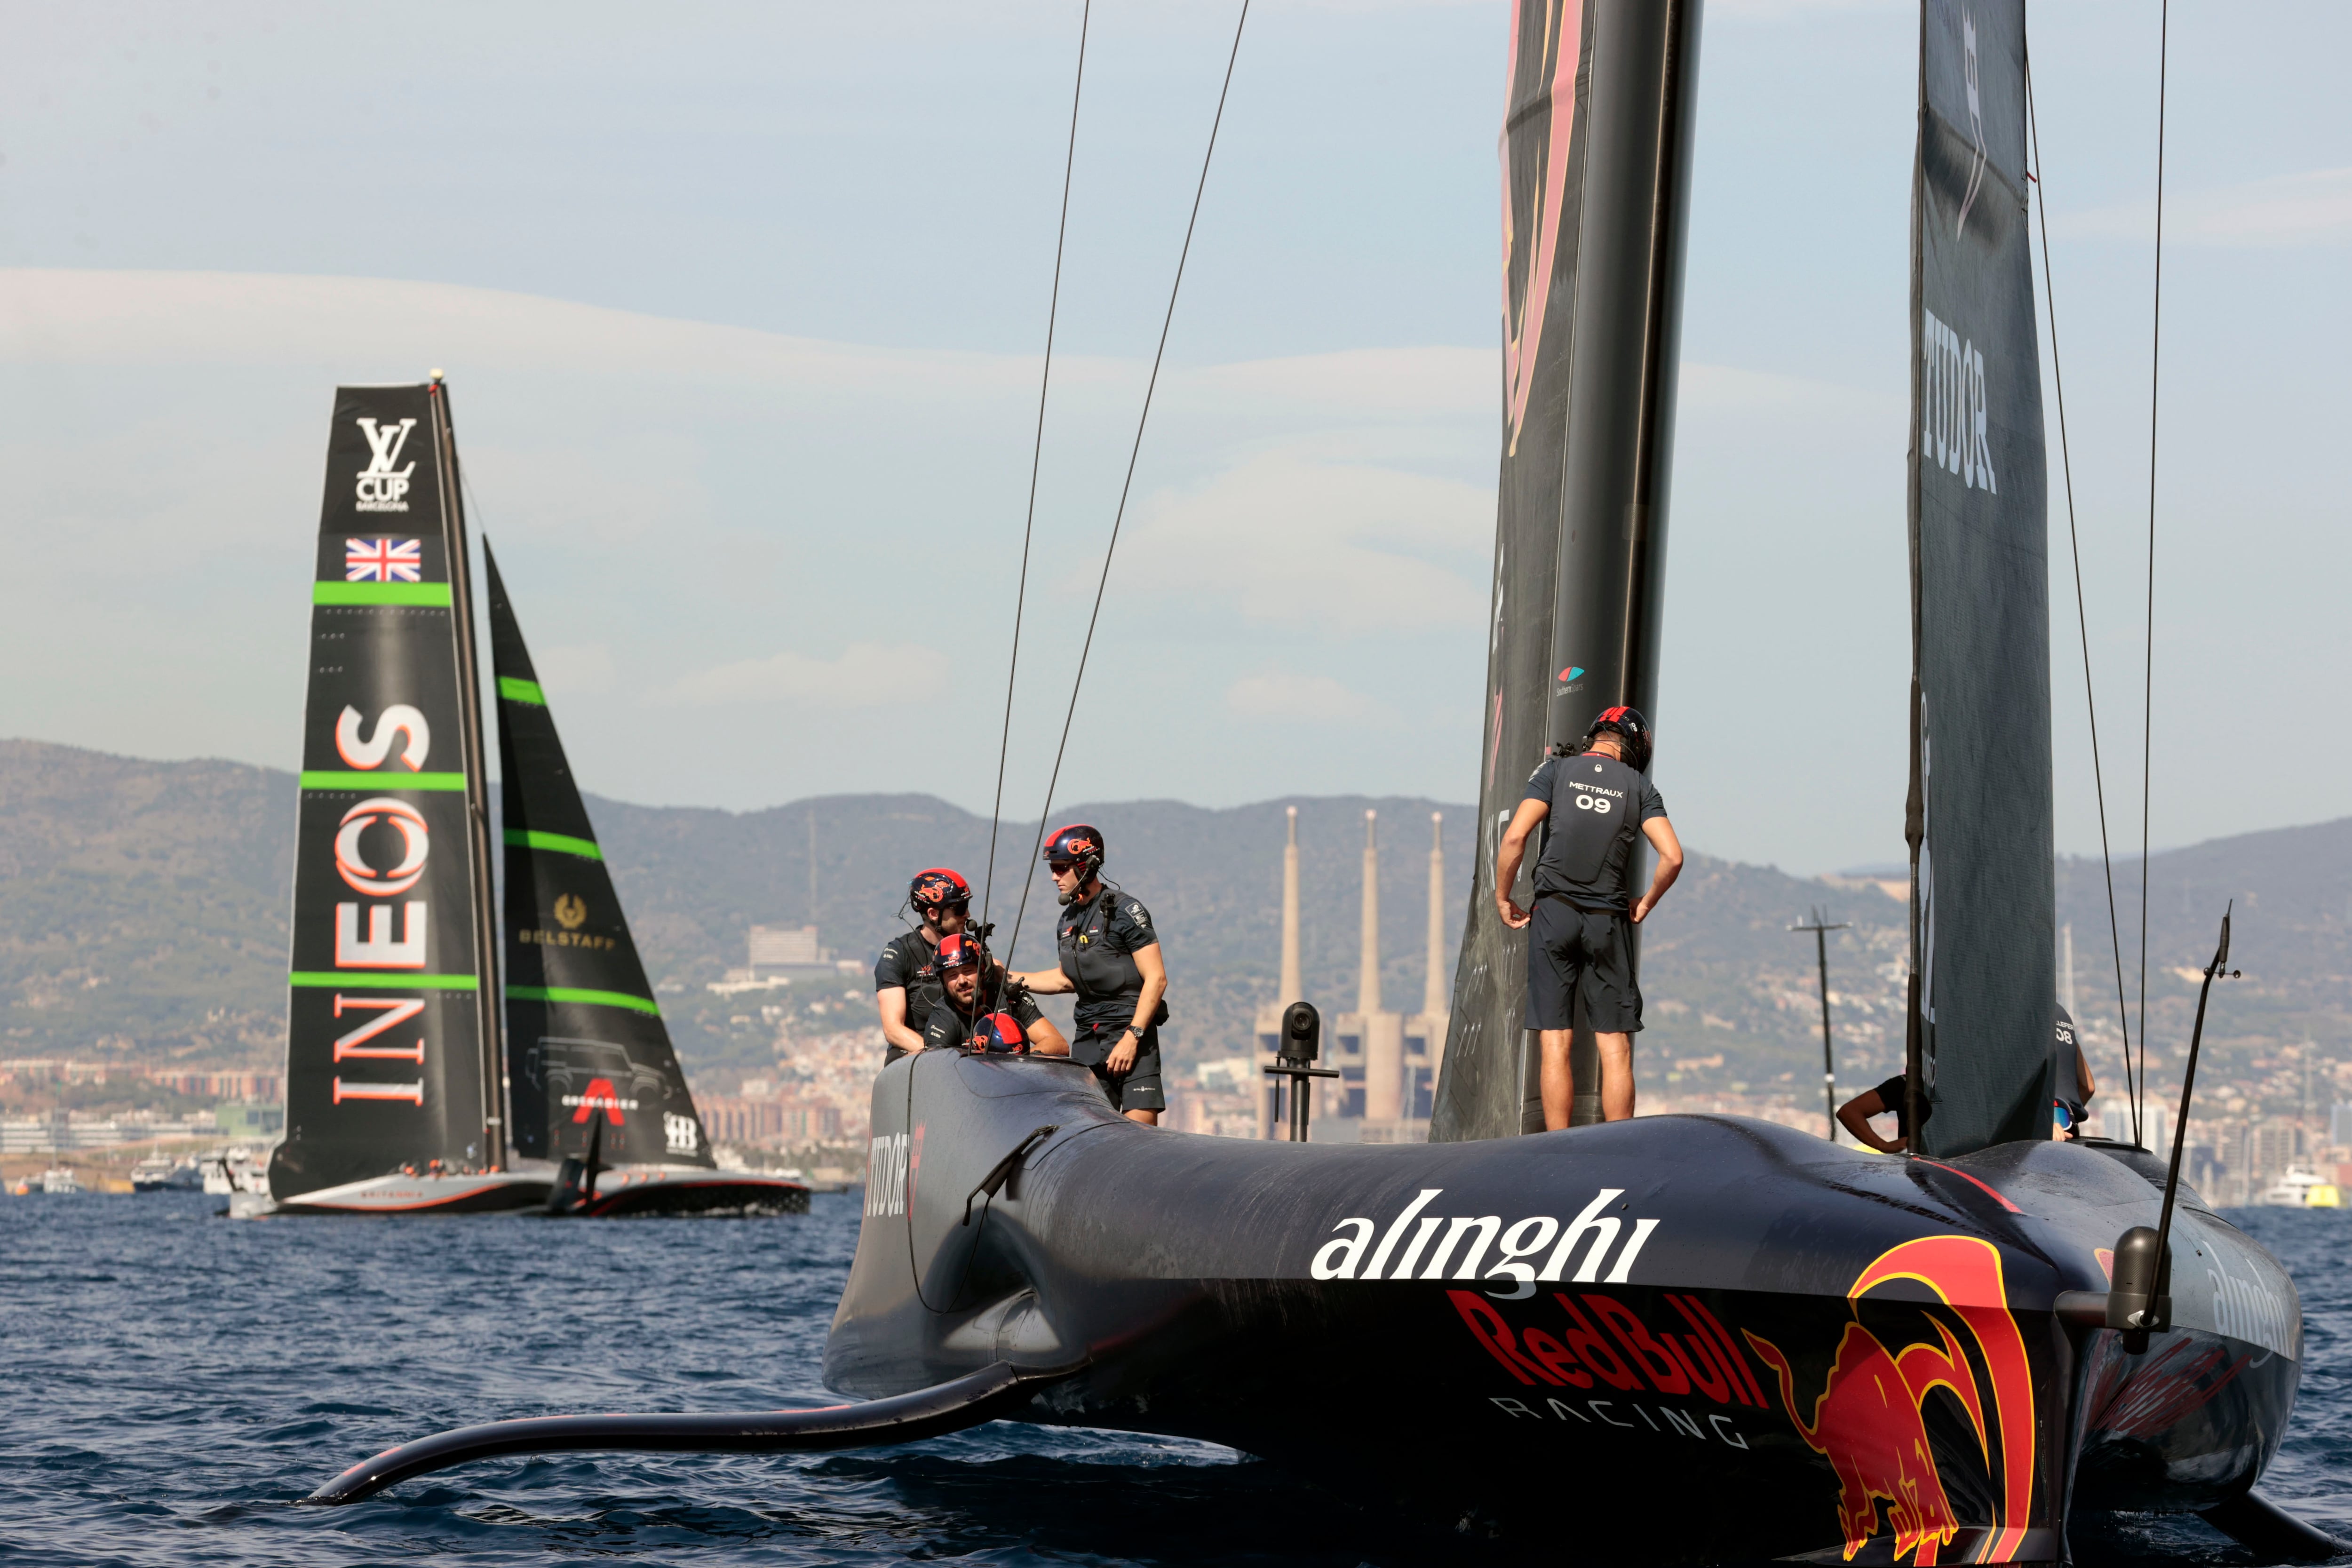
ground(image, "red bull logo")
xmin=1744 ymin=1236 xmax=2037 ymax=1565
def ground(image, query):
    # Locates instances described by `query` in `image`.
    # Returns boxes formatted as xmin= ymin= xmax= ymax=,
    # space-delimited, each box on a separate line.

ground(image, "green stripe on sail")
xmin=504 ymin=828 xmax=601 ymax=860
xmin=508 ymin=985 xmax=661 ymax=1017
xmin=290 ymin=971 xmax=478 ymax=990
xmin=498 ymin=677 xmax=546 ymax=706
xmin=314 ymin=581 xmax=453 ymax=607
xmin=301 ymin=771 xmax=468 ymax=791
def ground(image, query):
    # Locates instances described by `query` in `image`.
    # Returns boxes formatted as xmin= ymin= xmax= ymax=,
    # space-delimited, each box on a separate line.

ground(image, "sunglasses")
xmin=1047 ymin=860 xmax=1079 ymax=875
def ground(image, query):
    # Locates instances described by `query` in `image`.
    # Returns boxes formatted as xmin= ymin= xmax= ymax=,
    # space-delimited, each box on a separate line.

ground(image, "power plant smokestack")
xmin=1281 ymin=806 xmax=1302 ymax=1011
xmin=1359 ymin=811 xmax=1382 ymax=1016
xmin=1424 ymin=812 xmax=1446 ymax=1017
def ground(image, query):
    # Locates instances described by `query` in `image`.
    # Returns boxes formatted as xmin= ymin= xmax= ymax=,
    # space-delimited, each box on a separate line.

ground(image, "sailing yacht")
xmin=251 ymin=381 xmax=805 ymax=1218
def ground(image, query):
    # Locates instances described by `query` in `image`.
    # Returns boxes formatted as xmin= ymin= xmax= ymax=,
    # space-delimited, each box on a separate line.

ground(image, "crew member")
xmin=1837 ymin=1075 xmax=1930 ymax=1153
xmin=1494 ymin=707 xmax=1684 ymax=1128
xmin=2051 ymin=1005 xmax=2096 ymax=1140
xmin=874 ymin=868 xmax=970 ymax=1064
xmin=1011 ymin=824 xmax=1168 ymax=1124
xmin=922 ymin=934 xmax=1070 ymax=1056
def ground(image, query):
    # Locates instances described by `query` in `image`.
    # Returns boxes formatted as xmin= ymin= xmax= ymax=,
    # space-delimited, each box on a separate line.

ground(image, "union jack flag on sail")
xmin=345 ymin=537 xmax=422 ymax=583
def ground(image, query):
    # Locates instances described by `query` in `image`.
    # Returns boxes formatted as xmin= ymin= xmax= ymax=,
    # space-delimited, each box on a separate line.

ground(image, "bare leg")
xmin=1540 ymin=1028 xmax=1577 ymax=1130
xmin=1595 ymin=1032 xmax=1635 ymax=1121
xmin=1125 ymin=1108 xmax=1159 ymax=1127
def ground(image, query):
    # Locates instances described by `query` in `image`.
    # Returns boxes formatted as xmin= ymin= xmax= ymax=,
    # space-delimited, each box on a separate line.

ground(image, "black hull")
xmin=569 ymin=1172 xmax=811 ymax=1218
xmin=827 ymin=1054 xmax=2303 ymax=1561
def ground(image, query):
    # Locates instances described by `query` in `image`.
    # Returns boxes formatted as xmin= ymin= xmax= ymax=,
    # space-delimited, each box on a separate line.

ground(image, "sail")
xmin=1905 ymin=0 xmax=2055 ymax=1154
xmin=272 ymin=383 xmax=504 ymax=1198
xmin=488 ymin=546 xmax=715 ymax=1169
xmin=1432 ymin=0 xmax=1704 ymax=1141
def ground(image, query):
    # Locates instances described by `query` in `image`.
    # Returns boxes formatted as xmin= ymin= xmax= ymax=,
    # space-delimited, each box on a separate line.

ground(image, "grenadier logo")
xmin=565 ymin=1076 xmax=636 ymax=1124
xmin=355 ymin=417 xmax=418 ymax=513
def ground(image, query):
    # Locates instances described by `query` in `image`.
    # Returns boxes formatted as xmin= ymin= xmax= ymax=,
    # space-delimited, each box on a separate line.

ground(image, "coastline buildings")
xmin=1251 ymin=807 xmax=1451 ymax=1143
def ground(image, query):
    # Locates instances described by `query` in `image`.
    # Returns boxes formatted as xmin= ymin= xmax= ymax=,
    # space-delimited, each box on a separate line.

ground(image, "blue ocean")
xmin=4 ymin=1193 xmax=2347 ymax=1566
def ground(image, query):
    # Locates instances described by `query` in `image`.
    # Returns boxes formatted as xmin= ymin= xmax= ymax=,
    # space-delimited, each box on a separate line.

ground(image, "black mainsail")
xmin=1906 ymin=0 xmax=2054 ymax=1155
xmin=272 ymin=382 xmax=506 ymax=1199
xmin=1432 ymin=0 xmax=1703 ymax=1141
xmin=487 ymin=546 xmax=715 ymax=1170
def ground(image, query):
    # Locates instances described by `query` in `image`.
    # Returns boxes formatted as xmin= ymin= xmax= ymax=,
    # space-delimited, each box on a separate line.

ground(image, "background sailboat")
xmin=260 ymin=379 xmax=542 ymax=1215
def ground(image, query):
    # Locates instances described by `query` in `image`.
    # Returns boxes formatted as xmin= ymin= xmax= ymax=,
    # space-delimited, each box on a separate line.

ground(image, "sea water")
xmin=2 ymin=1192 xmax=2346 ymax=1566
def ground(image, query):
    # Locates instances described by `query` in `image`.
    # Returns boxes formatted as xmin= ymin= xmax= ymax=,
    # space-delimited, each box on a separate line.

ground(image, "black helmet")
xmin=908 ymin=868 xmax=971 ymax=921
xmin=1585 ymin=706 xmax=1653 ymax=773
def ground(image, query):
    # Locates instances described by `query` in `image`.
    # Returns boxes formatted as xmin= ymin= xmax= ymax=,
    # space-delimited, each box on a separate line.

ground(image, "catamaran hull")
xmin=570 ymin=1168 xmax=811 ymax=1217
xmin=826 ymin=1053 xmax=2301 ymax=1561
xmin=232 ymin=1170 xmax=552 ymax=1218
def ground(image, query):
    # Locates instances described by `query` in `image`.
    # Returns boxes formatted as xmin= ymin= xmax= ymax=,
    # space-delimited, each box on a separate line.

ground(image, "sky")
xmin=2 ymin=0 xmax=2347 ymax=876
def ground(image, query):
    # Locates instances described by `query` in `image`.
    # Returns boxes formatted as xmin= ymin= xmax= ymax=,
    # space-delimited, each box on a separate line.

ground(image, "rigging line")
xmin=1001 ymin=0 xmax=1252 ymax=977
xmin=2026 ymin=57 xmax=2139 ymax=1144
xmin=981 ymin=0 xmax=1093 ymax=948
xmin=2137 ymin=0 xmax=2170 ymax=1140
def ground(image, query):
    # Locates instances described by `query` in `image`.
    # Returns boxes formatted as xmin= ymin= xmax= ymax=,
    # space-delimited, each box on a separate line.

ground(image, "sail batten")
xmin=488 ymin=546 xmax=716 ymax=1170
xmin=1907 ymin=0 xmax=2055 ymax=1154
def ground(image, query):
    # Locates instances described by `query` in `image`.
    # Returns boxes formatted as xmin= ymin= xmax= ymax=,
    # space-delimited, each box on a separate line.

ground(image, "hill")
xmin=4 ymin=739 xmax=2346 ymax=1120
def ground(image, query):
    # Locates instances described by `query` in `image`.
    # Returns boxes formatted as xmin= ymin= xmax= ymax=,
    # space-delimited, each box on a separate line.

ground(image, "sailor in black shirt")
xmin=1493 ymin=707 xmax=1684 ymax=1129
xmin=2050 ymin=1005 xmax=2096 ymax=1139
xmin=1011 ymin=823 xmax=1168 ymax=1124
xmin=874 ymin=867 xmax=970 ymax=1065
xmin=921 ymin=933 xmax=1069 ymax=1056
xmin=1838 ymin=1075 xmax=1932 ymax=1153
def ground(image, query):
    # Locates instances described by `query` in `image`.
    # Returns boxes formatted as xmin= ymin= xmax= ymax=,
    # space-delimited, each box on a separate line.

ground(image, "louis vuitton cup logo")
xmin=355 ymin=417 xmax=418 ymax=513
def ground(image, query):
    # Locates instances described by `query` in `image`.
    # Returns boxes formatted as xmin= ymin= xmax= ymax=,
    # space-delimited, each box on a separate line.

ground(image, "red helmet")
xmin=908 ymin=868 xmax=971 ymax=919
xmin=1041 ymin=824 xmax=1104 ymax=876
xmin=973 ymin=1011 xmax=1029 ymax=1053
xmin=934 ymin=932 xmax=985 ymax=972
xmin=1584 ymin=706 xmax=1653 ymax=773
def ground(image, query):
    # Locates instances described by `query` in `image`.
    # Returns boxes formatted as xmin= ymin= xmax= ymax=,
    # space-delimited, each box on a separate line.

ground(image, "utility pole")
xmin=1791 ymin=908 xmax=1851 ymax=1142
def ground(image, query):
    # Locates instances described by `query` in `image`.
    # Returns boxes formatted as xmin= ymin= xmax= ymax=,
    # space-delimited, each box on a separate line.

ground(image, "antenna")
xmin=1790 ymin=908 xmax=1851 ymax=1142
xmin=2107 ymin=902 xmax=2238 ymax=1353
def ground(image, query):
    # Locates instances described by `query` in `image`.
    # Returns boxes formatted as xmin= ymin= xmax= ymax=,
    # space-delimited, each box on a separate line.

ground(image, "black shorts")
xmin=1073 ymin=1021 xmax=1166 ymax=1113
xmin=1525 ymin=899 xmax=1642 ymax=1034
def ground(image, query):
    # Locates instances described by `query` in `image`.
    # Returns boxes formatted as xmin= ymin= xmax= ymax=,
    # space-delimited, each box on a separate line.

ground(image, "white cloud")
xmin=2054 ymin=167 xmax=2352 ymax=248
xmin=1225 ymin=670 xmax=1392 ymax=725
xmin=669 ymin=641 xmax=939 ymax=708
xmin=531 ymin=644 xmax=618 ymax=700
xmin=1112 ymin=451 xmax=1492 ymax=633
xmin=1181 ymin=346 xmax=1491 ymax=417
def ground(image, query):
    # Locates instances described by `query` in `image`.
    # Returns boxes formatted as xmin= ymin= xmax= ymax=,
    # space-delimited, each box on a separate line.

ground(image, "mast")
xmin=1432 ymin=0 xmax=1705 ymax=1142
xmin=1905 ymin=0 xmax=2054 ymax=1154
xmin=428 ymin=375 xmax=508 ymax=1171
